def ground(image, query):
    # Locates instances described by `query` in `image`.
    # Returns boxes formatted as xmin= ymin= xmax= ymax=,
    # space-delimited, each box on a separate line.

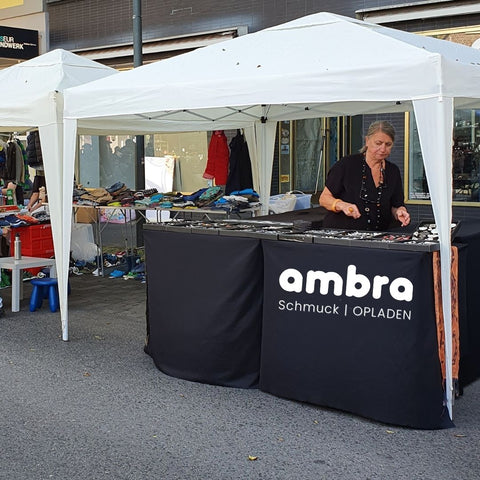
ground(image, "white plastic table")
xmin=0 ymin=256 xmax=56 ymax=312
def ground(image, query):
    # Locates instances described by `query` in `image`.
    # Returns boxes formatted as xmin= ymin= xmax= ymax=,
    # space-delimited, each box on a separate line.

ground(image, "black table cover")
xmin=144 ymin=229 xmax=263 ymax=388
xmin=454 ymin=221 xmax=480 ymax=388
xmin=259 ymin=240 xmax=453 ymax=429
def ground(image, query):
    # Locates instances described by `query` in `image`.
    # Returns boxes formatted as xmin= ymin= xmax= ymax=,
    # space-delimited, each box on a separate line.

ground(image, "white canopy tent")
xmin=63 ymin=12 xmax=480 ymax=417
xmin=0 ymin=48 xmax=117 ymax=344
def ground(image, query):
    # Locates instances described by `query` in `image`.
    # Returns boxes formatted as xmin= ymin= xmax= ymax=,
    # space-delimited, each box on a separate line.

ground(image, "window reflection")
xmin=408 ymin=110 xmax=480 ymax=203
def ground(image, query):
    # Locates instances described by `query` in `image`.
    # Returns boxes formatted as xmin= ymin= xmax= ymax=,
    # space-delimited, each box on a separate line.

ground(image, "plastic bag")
xmin=71 ymin=240 xmax=100 ymax=262
xmin=269 ymin=193 xmax=297 ymax=214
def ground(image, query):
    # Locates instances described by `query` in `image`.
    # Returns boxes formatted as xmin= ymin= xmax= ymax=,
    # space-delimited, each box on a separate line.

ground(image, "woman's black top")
xmin=323 ymin=153 xmax=405 ymax=231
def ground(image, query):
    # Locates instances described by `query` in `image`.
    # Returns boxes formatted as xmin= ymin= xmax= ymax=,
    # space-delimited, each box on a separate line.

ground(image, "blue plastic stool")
xmin=29 ymin=278 xmax=61 ymax=312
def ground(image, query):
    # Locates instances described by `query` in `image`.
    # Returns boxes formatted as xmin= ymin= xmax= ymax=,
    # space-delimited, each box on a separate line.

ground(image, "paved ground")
xmin=1 ymin=274 xmax=479 ymax=480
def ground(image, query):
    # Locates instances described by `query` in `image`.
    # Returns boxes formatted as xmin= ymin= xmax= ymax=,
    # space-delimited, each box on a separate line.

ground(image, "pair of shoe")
xmin=122 ymin=272 xmax=137 ymax=280
xmin=130 ymin=262 xmax=145 ymax=273
xmin=109 ymin=269 xmax=125 ymax=278
xmin=69 ymin=266 xmax=83 ymax=276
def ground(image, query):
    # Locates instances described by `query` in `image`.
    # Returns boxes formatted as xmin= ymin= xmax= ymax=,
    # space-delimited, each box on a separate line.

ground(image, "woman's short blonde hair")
xmin=360 ymin=120 xmax=395 ymax=153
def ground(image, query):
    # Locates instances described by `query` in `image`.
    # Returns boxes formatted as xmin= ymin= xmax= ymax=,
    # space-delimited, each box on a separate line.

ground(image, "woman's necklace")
xmin=360 ymin=158 xmax=384 ymax=231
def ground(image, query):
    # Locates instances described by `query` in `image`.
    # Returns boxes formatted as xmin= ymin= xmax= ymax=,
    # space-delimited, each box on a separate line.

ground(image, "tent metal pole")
xmin=133 ymin=0 xmax=145 ymax=246
xmin=133 ymin=0 xmax=142 ymax=68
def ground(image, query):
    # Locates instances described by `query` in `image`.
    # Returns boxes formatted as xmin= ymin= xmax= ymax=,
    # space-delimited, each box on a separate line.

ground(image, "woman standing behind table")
xmin=319 ymin=120 xmax=410 ymax=231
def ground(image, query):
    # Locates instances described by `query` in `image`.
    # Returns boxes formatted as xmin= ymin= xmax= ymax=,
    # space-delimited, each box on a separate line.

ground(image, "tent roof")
xmin=64 ymin=11 xmax=480 ymax=134
xmin=0 ymin=49 xmax=116 ymax=131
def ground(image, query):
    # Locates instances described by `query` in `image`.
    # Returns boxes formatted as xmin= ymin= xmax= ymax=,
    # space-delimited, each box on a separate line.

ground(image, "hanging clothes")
xmin=203 ymin=130 xmax=229 ymax=186
xmin=16 ymin=138 xmax=30 ymax=186
xmin=0 ymin=140 xmax=6 ymax=180
xmin=6 ymin=138 xmax=25 ymax=184
xmin=26 ymin=131 xmax=44 ymax=168
xmin=5 ymin=140 xmax=16 ymax=180
xmin=225 ymin=130 xmax=253 ymax=194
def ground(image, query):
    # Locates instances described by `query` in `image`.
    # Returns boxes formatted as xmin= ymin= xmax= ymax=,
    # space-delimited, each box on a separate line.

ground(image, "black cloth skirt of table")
xmin=141 ymin=224 xmax=480 ymax=429
xmin=259 ymin=240 xmax=452 ymax=429
xmin=144 ymin=230 xmax=263 ymax=389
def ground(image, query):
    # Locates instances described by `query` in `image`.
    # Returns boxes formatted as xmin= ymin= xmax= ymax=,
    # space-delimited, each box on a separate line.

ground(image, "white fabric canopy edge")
xmin=413 ymin=96 xmax=454 ymax=417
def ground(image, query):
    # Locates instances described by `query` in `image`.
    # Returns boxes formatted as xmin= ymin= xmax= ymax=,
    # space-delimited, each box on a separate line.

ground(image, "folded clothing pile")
xmin=74 ymin=186 xmax=112 ymax=206
xmin=73 ymin=182 xmax=260 ymax=211
xmin=0 ymin=212 xmax=48 ymax=227
xmin=73 ymin=182 xmax=135 ymax=206
xmin=210 ymin=188 xmax=260 ymax=212
xmin=107 ymin=186 xmax=159 ymax=207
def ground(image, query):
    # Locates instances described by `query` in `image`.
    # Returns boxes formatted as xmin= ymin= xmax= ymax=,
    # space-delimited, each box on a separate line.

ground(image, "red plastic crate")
xmin=10 ymin=224 xmax=54 ymax=274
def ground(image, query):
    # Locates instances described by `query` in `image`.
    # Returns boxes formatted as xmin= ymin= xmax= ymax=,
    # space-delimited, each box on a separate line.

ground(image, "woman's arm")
xmin=319 ymin=186 xmax=361 ymax=218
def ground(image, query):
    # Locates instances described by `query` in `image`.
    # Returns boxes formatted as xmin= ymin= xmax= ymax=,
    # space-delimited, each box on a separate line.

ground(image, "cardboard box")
xmin=75 ymin=207 xmax=98 ymax=224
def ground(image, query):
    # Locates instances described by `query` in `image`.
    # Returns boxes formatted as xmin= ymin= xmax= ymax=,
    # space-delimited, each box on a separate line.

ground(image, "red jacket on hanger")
xmin=203 ymin=130 xmax=229 ymax=186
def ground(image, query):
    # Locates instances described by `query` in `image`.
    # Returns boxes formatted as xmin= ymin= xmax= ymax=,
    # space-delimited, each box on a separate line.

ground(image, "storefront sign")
xmin=1 ymin=0 xmax=24 ymax=7
xmin=0 ymin=25 xmax=38 ymax=60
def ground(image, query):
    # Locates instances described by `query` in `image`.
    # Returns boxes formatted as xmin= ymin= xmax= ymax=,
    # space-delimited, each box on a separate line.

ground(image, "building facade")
xmin=4 ymin=0 xmax=480 ymax=221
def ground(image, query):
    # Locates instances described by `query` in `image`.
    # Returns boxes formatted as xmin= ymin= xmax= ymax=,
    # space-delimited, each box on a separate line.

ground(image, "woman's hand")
xmin=393 ymin=206 xmax=410 ymax=227
xmin=319 ymin=187 xmax=360 ymax=218
xmin=336 ymin=200 xmax=361 ymax=219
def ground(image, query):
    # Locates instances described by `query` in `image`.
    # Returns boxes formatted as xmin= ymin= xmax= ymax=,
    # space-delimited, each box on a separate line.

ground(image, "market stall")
xmin=63 ymin=11 xmax=480 ymax=417
xmin=0 ymin=49 xmax=116 ymax=336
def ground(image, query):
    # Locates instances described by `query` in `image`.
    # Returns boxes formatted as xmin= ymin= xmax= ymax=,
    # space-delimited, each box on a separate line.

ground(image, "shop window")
xmin=79 ymin=132 xmax=209 ymax=193
xmin=406 ymin=113 xmax=429 ymax=201
xmin=407 ymin=110 xmax=480 ymax=204
xmin=279 ymin=116 xmax=361 ymax=195
xmin=278 ymin=121 xmax=293 ymax=194
xmin=293 ymin=118 xmax=324 ymax=193
xmin=79 ymin=135 xmax=136 ymax=189
xmin=406 ymin=25 xmax=480 ymax=204
xmin=145 ymin=132 xmax=208 ymax=193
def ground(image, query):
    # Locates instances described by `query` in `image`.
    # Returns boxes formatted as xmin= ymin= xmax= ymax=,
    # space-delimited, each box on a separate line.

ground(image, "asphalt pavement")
xmin=1 ymin=274 xmax=479 ymax=480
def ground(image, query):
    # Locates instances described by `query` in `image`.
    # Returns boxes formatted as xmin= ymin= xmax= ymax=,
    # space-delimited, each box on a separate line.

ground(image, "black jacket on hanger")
xmin=26 ymin=131 xmax=43 ymax=168
xmin=225 ymin=130 xmax=253 ymax=194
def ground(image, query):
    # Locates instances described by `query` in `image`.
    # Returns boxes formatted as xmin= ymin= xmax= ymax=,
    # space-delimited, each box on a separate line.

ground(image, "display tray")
xmin=412 ymin=220 xmax=461 ymax=241
xmin=162 ymin=223 xmax=193 ymax=233
xmin=306 ymin=220 xmax=460 ymax=252
xmin=217 ymin=223 xmax=291 ymax=239
xmin=312 ymin=235 xmax=439 ymax=252
xmin=277 ymin=232 xmax=314 ymax=243
xmin=190 ymin=225 xmax=220 ymax=235
xmin=143 ymin=219 xmax=460 ymax=252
